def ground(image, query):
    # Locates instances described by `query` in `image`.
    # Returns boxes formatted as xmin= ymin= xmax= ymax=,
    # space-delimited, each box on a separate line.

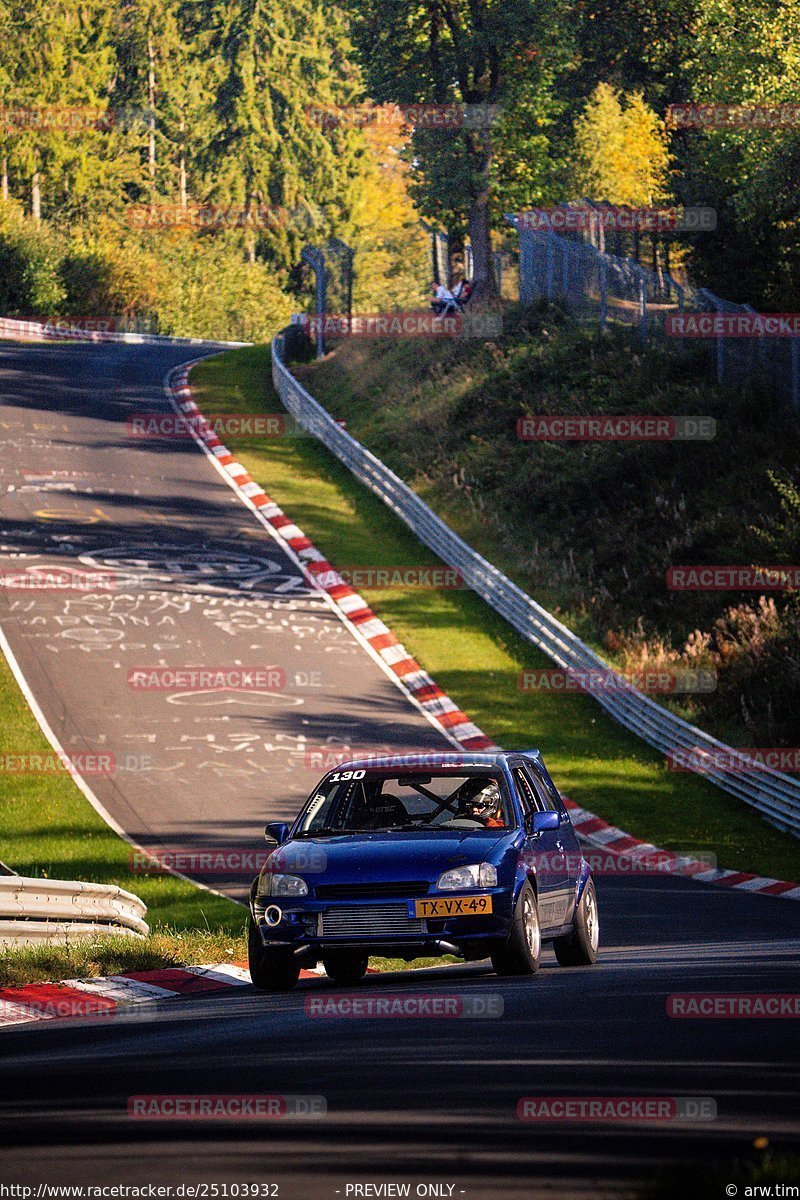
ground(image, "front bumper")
xmin=252 ymin=888 xmax=514 ymax=955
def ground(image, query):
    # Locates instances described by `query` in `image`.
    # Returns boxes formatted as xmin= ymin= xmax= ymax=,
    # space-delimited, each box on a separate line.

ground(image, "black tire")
xmin=322 ymin=953 xmax=369 ymax=985
xmin=491 ymin=882 xmax=541 ymax=977
xmin=248 ymin=915 xmax=300 ymax=991
xmin=553 ymin=878 xmax=599 ymax=967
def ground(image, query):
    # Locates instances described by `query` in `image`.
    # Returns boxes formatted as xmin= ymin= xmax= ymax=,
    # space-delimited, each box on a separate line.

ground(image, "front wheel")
xmin=248 ymin=915 xmax=300 ymax=991
xmin=322 ymin=952 xmax=369 ymax=985
xmin=491 ymin=883 xmax=541 ymax=977
xmin=553 ymin=878 xmax=599 ymax=967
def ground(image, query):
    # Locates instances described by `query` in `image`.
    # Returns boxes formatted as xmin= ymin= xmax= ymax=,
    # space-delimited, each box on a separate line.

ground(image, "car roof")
xmin=323 ymin=750 xmax=541 ymax=773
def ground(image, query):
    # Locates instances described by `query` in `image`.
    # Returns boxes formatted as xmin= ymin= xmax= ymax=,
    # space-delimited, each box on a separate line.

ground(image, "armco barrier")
xmin=0 ymin=876 xmax=148 ymax=948
xmin=0 ymin=316 xmax=249 ymax=348
xmin=271 ymin=329 xmax=800 ymax=838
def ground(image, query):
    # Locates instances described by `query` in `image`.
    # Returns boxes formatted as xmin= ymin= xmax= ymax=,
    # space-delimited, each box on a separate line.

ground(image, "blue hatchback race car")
xmin=248 ymin=750 xmax=599 ymax=990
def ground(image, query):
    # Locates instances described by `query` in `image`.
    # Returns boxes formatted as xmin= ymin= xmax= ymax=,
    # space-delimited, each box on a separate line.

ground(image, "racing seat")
xmin=361 ymin=794 xmax=408 ymax=830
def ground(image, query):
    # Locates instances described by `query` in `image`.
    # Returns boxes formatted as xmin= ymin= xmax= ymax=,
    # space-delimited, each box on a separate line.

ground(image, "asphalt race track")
xmin=0 ymin=340 xmax=446 ymax=895
xmin=1 ymin=878 xmax=799 ymax=1195
xmin=1 ymin=339 xmax=799 ymax=1196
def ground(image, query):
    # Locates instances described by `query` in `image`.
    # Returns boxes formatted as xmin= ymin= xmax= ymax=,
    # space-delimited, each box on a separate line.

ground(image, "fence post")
xmin=546 ymin=234 xmax=555 ymax=301
xmin=638 ymin=272 xmax=647 ymax=345
xmin=672 ymin=280 xmax=684 ymax=353
xmin=301 ymin=245 xmax=327 ymax=359
xmin=599 ymin=257 xmax=607 ymax=331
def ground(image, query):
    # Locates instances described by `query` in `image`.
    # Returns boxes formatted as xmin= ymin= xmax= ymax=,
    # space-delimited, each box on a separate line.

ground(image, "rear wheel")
xmin=491 ymin=883 xmax=541 ymax=977
xmin=322 ymin=952 xmax=369 ymax=985
xmin=248 ymin=915 xmax=300 ymax=991
xmin=553 ymin=878 xmax=599 ymax=967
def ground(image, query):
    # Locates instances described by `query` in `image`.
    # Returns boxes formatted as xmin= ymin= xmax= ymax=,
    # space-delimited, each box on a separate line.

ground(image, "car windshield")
xmin=295 ymin=771 xmax=514 ymax=836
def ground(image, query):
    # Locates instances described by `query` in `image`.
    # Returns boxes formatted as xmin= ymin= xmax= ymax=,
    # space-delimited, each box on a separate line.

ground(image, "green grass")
xmin=0 ymin=930 xmax=248 ymax=988
xmin=188 ymin=345 xmax=799 ymax=884
xmin=0 ymin=650 xmax=245 ymax=936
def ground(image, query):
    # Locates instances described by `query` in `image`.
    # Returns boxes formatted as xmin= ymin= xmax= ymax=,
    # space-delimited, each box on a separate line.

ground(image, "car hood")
xmin=273 ymin=830 xmax=511 ymax=885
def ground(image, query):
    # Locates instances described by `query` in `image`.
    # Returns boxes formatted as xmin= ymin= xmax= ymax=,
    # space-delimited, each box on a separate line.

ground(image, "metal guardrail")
xmin=0 ymin=876 xmax=148 ymax=949
xmin=0 ymin=316 xmax=248 ymax=348
xmin=272 ymin=330 xmax=800 ymax=838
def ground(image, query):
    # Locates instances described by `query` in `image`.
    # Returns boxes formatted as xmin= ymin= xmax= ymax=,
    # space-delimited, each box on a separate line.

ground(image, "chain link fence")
xmin=507 ymin=209 xmax=800 ymax=409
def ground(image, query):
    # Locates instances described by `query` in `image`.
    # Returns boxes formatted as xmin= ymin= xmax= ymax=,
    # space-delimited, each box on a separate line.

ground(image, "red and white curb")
xmin=165 ymin=362 xmax=799 ymax=906
xmin=0 ymin=962 xmax=250 ymax=1027
xmin=0 ymin=962 xmax=379 ymax=1029
xmin=166 ymin=364 xmax=493 ymax=753
xmin=564 ymin=799 xmax=800 ymax=899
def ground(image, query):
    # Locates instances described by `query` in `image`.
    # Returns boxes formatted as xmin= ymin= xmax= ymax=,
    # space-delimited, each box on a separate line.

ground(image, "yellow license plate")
xmin=412 ymin=895 xmax=493 ymax=919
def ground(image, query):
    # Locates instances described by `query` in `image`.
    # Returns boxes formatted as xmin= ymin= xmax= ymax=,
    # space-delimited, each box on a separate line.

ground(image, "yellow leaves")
xmin=572 ymin=83 xmax=671 ymax=207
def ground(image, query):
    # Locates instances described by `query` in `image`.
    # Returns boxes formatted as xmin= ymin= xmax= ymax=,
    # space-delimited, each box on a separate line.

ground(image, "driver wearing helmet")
xmin=455 ymin=778 xmax=505 ymax=828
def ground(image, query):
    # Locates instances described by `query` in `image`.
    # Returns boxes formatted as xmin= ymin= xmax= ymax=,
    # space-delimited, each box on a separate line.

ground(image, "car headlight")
xmin=437 ymin=862 xmax=497 ymax=890
xmin=260 ymin=873 xmax=308 ymax=898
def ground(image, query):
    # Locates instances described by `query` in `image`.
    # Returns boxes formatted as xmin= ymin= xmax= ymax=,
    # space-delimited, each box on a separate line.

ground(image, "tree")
xmin=572 ymin=83 xmax=670 ymax=206
xmin=675 ymin=0 xmax=800 ymax=307
xmin=344 ymin=0 xmax=570 ymax=302
xmin=203 ymin=0 xmax=366 ymax=269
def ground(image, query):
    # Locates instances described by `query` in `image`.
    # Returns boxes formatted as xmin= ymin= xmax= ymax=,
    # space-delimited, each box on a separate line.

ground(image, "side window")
xmin=528 ymin=763 xmax=567 ymax=816
xmin=513 ymin=766 xmax=544 ymax=814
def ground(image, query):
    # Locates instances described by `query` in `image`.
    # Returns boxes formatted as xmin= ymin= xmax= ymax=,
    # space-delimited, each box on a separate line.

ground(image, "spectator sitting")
xmin=431 ymin=282 xmax=459 ymax=316
xmin=452 ymin=278 xmax=472 ymax=305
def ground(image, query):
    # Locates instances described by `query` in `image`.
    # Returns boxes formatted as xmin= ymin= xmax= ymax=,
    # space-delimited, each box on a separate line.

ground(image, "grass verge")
xmin=0 ymin=930 xmax=248 ymax=988
xmin=0 ymin=646 xmax=246 ymax=962
xmin=190 ymin=343 xmax=798 ymax=884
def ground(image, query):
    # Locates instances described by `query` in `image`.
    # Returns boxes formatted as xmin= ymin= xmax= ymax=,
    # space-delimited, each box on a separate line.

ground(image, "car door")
xmin=526 ymin=757 xmax=581 ymax=928
xmin=510 ymin=760 xmax=571 ymax=933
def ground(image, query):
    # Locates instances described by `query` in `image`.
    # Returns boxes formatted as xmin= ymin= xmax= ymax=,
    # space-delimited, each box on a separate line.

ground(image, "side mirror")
xmin=528 ymin=810 xmax=560 ymax=835
xmin=265 ymin=821 xmax=289 ymax=845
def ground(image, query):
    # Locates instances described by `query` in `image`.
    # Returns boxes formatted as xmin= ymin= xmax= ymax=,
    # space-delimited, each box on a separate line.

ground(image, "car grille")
xmin=314 ymin=881 xmax=430 ymax=901
xmin=320 ymin=904 xmax=427 ymax=938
